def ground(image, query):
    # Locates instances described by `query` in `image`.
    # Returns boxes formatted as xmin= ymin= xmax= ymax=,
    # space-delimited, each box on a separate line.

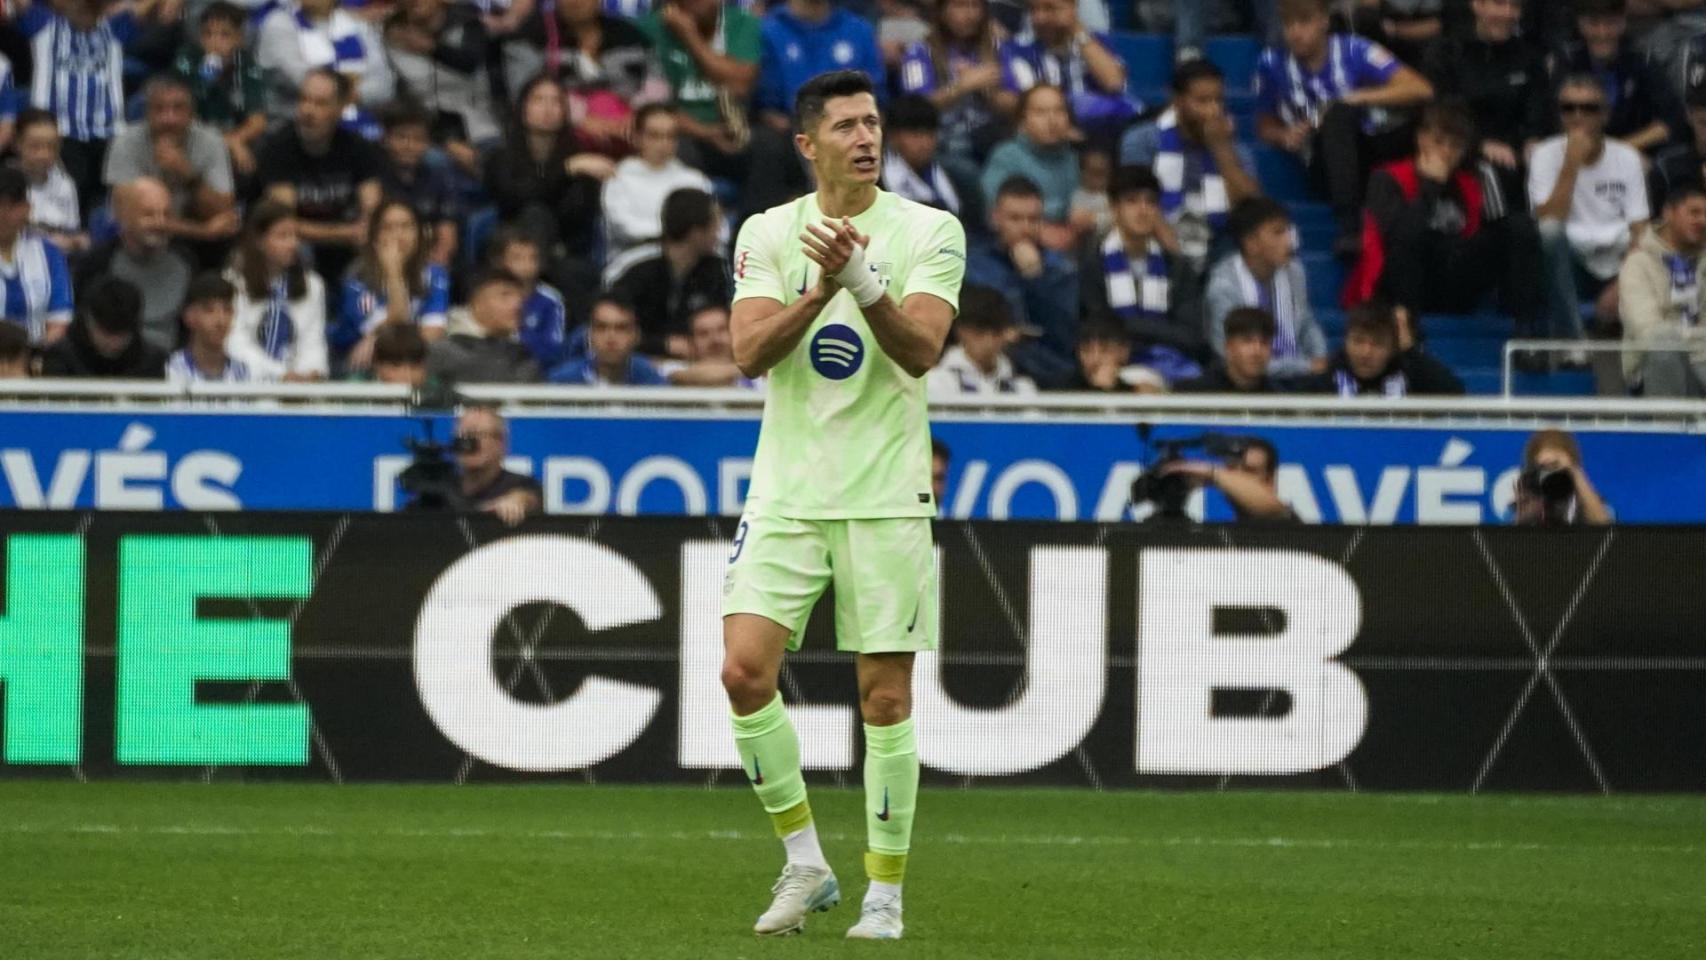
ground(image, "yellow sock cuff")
xmin=771 ymin=800 xmax=813 ymax=838
xmin=864 ymin=851 xmax=907 ymax=885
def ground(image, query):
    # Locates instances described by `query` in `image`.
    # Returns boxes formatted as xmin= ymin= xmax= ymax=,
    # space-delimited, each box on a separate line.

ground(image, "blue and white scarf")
xmin=1665 ymin=252 xmax=1701 ymax=328
xmin=294 ymin=6 xmax=368 ymax=74
xmin=1153 ymin=108 xmax=1229 ymax=233
xmin=1101 ymin=229 xmax=1170 ymax=321
xmin=1334 ymin=367 xmax=1407 ymax=397
xmin=258 ymin=277 xmax=295 ymax=360
xmin=1234 ymin=255 xmax=1300 ymax=360
xmin=882 ymin=150 xmax=961 ymax=215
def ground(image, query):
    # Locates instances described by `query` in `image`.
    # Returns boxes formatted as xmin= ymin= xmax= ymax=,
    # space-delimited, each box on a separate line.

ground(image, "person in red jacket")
xmin=1345 ymin=101 xmax=1541 ymax=340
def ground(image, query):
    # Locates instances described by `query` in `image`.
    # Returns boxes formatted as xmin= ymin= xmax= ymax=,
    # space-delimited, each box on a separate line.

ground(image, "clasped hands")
xmin=799 ymin=218 xmax=884 ymax=307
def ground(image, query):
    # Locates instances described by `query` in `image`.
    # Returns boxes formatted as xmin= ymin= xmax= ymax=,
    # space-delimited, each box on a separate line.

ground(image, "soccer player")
xmin=721 ymin=69 xmax=965 ymax=941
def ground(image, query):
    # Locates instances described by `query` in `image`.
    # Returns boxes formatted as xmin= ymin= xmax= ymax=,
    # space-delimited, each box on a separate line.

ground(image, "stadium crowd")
xmin=0 ymin=0 xmax=1701 ymax=396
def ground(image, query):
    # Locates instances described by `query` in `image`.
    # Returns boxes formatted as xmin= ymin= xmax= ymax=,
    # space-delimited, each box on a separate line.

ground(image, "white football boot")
xmin=752 ymin=863 xmax=840 ymax=936
xmin=845 ymin=890 xmax=904 ymax=940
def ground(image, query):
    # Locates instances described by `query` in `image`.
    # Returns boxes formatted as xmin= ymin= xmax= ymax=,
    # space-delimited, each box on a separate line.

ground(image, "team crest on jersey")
xmin=810 ymin=324 xmax=865 ymax=380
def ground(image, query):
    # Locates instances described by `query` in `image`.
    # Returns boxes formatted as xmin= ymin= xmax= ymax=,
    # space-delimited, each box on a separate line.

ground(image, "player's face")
xmin=1346 ymin=328 xmax=1397 ymax=380
xmin=801 ymin=93 xmax=883 ymax=187
xmin=1223 ymin=332 xmax=1273 ymax=384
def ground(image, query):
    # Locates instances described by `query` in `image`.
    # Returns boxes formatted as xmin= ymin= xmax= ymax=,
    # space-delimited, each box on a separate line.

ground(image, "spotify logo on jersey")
xmin=810 ymin=324 xmax=865 ymax=380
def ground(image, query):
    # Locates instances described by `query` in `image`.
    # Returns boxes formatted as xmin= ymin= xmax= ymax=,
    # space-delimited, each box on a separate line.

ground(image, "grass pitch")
xmin=2 ymin=782 xmax=1703 ymax=959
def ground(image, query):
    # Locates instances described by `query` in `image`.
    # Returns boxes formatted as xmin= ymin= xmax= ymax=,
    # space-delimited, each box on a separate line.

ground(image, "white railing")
xmin=1499 ymin=339 xmax=1703 ymax=399
xmin=0 ymin=378 xmax=1701 ymax=431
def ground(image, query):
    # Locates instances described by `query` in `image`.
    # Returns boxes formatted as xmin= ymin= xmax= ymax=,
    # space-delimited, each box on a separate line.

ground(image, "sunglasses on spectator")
xmin=1559 ymin=101 xmax=1603 ymax=115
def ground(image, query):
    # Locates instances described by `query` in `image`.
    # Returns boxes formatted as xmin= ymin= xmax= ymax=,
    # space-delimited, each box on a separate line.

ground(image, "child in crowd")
xmin=487 ymin=225 xmax=568 ymax=369
xmin=167 ymin=272 xmax=251 ymax=384
xmin=174 ymin=1 xmax=269 ymax=177
xmin=15 ymin=108 xmax=86 ymax=254
xmin=225 ymin=200 xmax=330 ymax=381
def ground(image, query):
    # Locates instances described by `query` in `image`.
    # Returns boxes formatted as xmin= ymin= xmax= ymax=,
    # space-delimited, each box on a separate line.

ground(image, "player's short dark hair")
xmin=1228 ymin=196 xmax=1291 ymax=245
xmin=0 ymin=320 xmax=29 ymax=363
xmin=199 ymin=0 xmax=245 ymax=28
xmin=1665 ymin=181 xmax=1706 ymax=207
xmin=1172 ymin=58 xmax=1225 ymax=95
xmin=794 ymin=70 xmax=877 ymax=135
xmin=662 ymin=187 xmax=718 ymax=242
xmin=81 ymin=277 xmax=143 ymax=335
xmin=372 ymin=322 xmax=428 ymax=367
xmin=1345 ymin=301 xmax=1399 ymax=344
xmin=1078 ymin=317 xmax=1130 ymax=347
xmin=1574 ymin=0 xmax=1625 ymax=17
xmin=184 ymin=271 xmax=236 ymax=309
xmin=887 ymin=94 xmax=940 ymax=133
xmin=470 ymin=268 xmax=523 ymax=296
xmin=1224 ymin=307 xmax=1278 ymax=342
xmin=0 ymin=167 xmax=31 ymax=205
xmin=956 ymin=285 xmax=1014 ymax=333
xmin=1108 ymin=165 xmax=1162 ymax=204
xmin=1419 ymin=100 xmax=1477 ymax=147
xmin=379 ymin=98 xmax=434 ymax=134
xmin=16 ymin=107 xmax=58 ymax=138
xmin=995 ymin=175 xmax=1043 ymax=204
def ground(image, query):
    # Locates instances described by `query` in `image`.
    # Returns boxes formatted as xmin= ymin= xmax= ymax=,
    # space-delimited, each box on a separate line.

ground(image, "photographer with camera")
xmin=403 ymin=406 xmax=542 ymax=526
xmin=1131 ymin=428 xmax=1296 ymax=523
xmin=1512 ymin=429 xmax=1612 ymax=527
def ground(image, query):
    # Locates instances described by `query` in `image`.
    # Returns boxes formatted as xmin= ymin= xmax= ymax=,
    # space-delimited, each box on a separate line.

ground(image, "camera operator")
xmin=407 ymin=406 xmax=542 ymax=526
xmin=1512 ymin=429 xmax=1612 ymax=527
xmin=1157 ymin=437 xmax=1297 ymax=523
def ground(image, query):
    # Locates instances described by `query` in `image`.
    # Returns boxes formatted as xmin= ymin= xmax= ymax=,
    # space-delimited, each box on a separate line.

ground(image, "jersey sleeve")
xmin=903 ymin=212 xmax=967 ymax=312
xmin=731 ymin=212 xmax=788 ymax=305
xmin=1351 ymin=38 xmax=1401 ymax=87
xmin=43 ymin=239 xmax=72 ymax=325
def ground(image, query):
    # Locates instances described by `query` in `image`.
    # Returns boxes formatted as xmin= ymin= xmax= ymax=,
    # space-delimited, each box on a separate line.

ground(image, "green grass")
xmin=2 ymin=782 xmax=1704 ymax=959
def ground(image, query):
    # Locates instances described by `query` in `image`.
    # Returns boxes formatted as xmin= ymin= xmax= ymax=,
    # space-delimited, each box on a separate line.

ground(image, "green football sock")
xmin=863 ymin=718 xmax=919 ymax=873
xmin=730 ymin=694 xmax=809 ymax=819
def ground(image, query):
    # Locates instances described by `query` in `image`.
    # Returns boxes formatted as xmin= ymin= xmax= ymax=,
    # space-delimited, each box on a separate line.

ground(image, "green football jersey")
xmin=733 ymin=189 xmax=966 ymax=520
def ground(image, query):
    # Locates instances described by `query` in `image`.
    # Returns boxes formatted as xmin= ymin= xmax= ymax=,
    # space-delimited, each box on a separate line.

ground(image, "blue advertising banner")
xmin=0 ymin=408 xmax=1701 ymax=523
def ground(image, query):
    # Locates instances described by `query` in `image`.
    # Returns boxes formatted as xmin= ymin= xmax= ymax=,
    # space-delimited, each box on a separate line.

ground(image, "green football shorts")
xmin=721 ymin=512 xmax=938 ymax=654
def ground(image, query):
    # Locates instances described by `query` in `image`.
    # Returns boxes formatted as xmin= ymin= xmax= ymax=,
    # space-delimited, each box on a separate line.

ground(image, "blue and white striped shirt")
xmin=0 ymin=232 xmax=72 ymax=344
xmin=21 ymin=7 xmax=134 ymax=142
xmin=1254 ymin=34 xmax=1401 ymax=133
xmin=166 ymin=349 xmax=252 ymax=384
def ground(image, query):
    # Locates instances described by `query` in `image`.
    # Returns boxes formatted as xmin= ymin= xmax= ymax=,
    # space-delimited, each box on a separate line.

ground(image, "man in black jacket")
xmin=1175 ymin=307 xmax=1291 ymax=393
xmin=605 ymin=187 xmax=732 ymax=357
xmin=1426 ymin=0 xmax=1550 ymax=199
xmin=1304 ymin=302 xmax=1464 ymax=396
xmin=40 ymin=277 xmax=167 ymax=379
xmin=1546 ymin=0 xmax=1682 ymax=156
xmin=1651 ymin=75 xmax=1706 ymax=209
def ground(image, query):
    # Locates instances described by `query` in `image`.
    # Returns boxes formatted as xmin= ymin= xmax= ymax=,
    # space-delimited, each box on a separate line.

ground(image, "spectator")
xmin=102 ymin=74 xmax=240 ymax=256
xmin=640 ymin=0 xmax=761 ymax=184
xmin=254 ymin=68 xmax=384 ymax=289
xmin=173 ymin=1 xmax=268 ymax=180
xmin=1119 ymin=60 xmax=1261 ymax=268
xmin=602 ymin=104 xmax=715 ymax=256
xmin=377 ymin=102 xmax=461 ymax=267
xmin=1352 ymin=0 xmax=1446 ymax=69
xmin=426 ymin=269 xmax=541 ymax=384
xmin=1205 ymin=196 xmax=1328 ymax=378
xmin=966 ymin=176 xmax=1079 ymax=386
xmin=1305 ymin=301 xmax=1465 ymax=395
xmin=1065 ymin=318 xmax=1163 ymax=392
xmin=1072 ymin=147 xmax=1113 ymax=235
xmin=895 ymin=0 xmax=1016 ymax=167
xmin=1651 ymin=69 xmax=1706 ymax=209
xmin=255 ymin=0 xmax=395 ymax=119
xmin=1256 ymin=0 xmax=1435 ymax=255
xmin=880 ymin=95 xmax=983 ymax=231
xmin=517 ymin=0 xmax=668 ymax=157
xmin=0 ymin=320 xmax=29 ymax=378
xmin=1546 ymin=0 xmax=1679 ymax=156
xmin=662 ymin=303 xmax=764 ymax=387
xmin=1346 ymin=101 xmax=1542 ymax=336
xmin=487 ymin=226 xmax=568 ymax=369
xmin=1424 ymin=0 xmax=1549 ymax=201
xmin=15 ymin=108 xmax=86 ymax=256
xmin=370 ymin=322 xmax=431 ymax=390
xmin=1619 ymin=182 xmax=1706 ymax=396
xmin=927 ymin=284 xmax=1038 ymax=395
xmin=1529 ymin=74 xmax=1649 ymax=364
xmin=999 ymin=0 xmax=1134 ymax=134
xmin=483 ymin=74 xmax=612 ymax=286
xmin=547 ymin=296 xmax=670 ymax=385
xmin=1156 ymin=434 xmax=1297 ymax=522
xmin=75 ymin=177 xmax=193 ymax=353
xmin=225 ymin=200 xmax=330 ymax=383
xmin=981 ymin=85 xmax=1085 ymax=251
xmin=1511 ymin=428 xmax=1612 ymax=526
xmin=0 ymin=167 xmax=71 ymax=348
xmin=754 ymin=0 xmax=884 ymax=128
xmin=1175 ymin=1 xmax=1277 ymax=65
xmin=1175 ymin=307 xmax=1291 ymax=393
xmin=337 ymin=199 xmax=452 ymax=368
xmin=166 ymin=272 xmax=251 ymax=384
xmin=606 ymin=187 xmax=732 ymax=357
xmin=39 ymin=276 xmax=166 ymax=379
xmin=383 ymin=0 xmax=501 ymax=164
xmin=1078 ymin=165 xmax=1205 ymax=381
xmin=16 ymin=0 xmax=152 ymax=216
xmin=436 ymin=406 xmax=542 ymax=526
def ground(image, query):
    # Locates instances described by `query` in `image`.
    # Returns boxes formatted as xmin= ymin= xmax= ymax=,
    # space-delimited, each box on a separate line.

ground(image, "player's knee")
xmin=720 ymin=657 xmax=776 ymax=713
xmin=859 ymin=687 xmax=912 ymax=727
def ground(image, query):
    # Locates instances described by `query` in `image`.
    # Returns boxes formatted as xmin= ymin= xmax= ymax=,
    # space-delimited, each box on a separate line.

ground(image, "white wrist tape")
xmin=834 ymin=243 xmax=885 ymax=307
